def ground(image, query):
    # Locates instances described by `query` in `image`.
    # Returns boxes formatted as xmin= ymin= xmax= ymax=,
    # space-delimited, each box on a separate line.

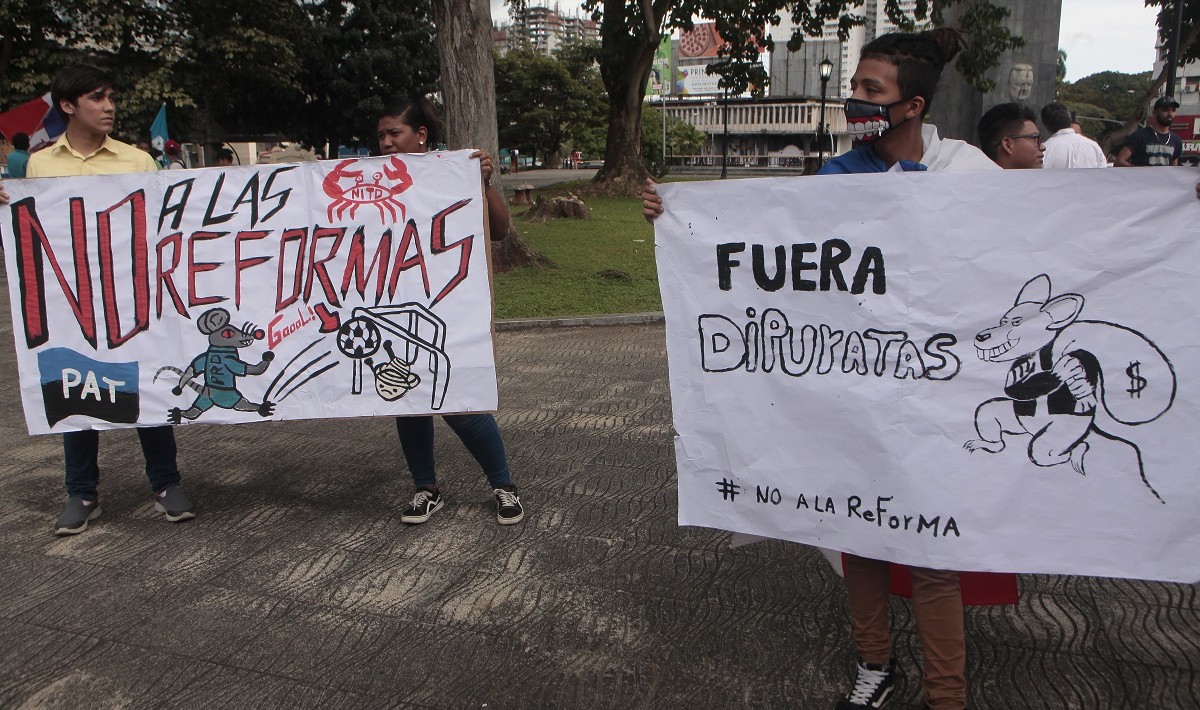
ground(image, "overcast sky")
xmin=489 ymin=0 xmax=1163 ymax=82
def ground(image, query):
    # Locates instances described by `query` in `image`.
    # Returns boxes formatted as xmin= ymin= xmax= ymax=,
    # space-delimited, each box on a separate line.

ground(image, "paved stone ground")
xmin=1 ymin=300 xmax=1198 ymax=707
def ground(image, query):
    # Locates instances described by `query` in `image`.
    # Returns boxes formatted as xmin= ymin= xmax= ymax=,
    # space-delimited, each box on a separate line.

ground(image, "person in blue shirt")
xmin=6 ymin=132 xmax=30 ymax=178
xmin=645 ymin=28 xmax=1000 ymax=710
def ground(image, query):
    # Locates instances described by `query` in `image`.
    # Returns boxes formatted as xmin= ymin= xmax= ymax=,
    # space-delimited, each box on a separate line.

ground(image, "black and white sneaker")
xmin=493 ymin=487 xmax=524 ymax=525
xmin=401 ymin=488 xmax=444 ymax=524
xmin=836 ymin=658 xmax=898 ymax=709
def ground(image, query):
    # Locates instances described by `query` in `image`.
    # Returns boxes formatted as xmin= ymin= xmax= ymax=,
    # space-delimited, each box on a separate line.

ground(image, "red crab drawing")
xmin=322 ymin=155 xmax=414 ymax=223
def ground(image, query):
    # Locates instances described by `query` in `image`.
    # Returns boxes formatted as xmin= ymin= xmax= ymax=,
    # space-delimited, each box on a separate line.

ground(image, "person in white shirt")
xmin=1040 ymin=102 xmax=1108 ymax=169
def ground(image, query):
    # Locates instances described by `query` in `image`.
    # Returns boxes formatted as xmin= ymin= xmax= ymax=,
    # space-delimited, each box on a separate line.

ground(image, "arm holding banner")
xmin=642 ymin=178 xmax=663 ymax=222
xmin=473 ymin=150 xmax=510 ymax=240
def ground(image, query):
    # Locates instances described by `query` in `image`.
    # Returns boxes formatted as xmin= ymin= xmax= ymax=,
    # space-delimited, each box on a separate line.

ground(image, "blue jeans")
xmin=63 ymin=426 xmax=181 ymax=499
xmin=394 ymin=414 xmax=512 ymax=490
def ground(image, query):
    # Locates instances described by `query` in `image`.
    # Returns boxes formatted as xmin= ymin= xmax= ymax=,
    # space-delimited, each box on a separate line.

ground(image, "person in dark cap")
xmin=1116 ymin=96 xmax=1182 ymax=167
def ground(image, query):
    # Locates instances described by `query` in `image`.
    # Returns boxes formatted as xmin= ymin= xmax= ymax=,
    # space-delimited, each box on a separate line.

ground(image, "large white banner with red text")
xmin=656 ymin=168 xmax=1200 ymax=582
xmin=1 ymin=151 xmax=496 ymax=434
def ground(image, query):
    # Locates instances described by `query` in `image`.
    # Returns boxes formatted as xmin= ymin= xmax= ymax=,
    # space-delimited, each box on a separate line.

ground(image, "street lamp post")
xmin=721 ymin=88 xmax=729 ymax=179
xmin=818 ymin=57 xmax=834 ymax=165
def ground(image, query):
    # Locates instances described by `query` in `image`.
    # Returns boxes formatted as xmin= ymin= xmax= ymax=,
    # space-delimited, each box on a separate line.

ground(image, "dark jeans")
xmin=63 ymin=426 xmax=181 ymax=500
xmin=394 ymin=413 xmax=512 ymax=490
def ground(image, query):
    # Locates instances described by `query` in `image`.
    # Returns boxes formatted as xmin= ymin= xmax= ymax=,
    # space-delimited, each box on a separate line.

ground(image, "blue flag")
xmin=149 ymin=103 xmax=169 ymax=168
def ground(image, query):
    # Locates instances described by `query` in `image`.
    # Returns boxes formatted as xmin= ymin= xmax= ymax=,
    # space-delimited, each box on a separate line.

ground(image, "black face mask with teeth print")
xmin=843 ymin=97 xmax=913 ymax=143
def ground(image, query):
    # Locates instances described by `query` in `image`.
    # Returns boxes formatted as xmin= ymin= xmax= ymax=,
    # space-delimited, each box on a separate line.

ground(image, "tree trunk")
xmin=587 ymin=2 xmax=659 ymax=197
xmin=590 ymin=67 xmax=653 ymax=196
xmin=431 ymin=0 xmax=547 ymax=273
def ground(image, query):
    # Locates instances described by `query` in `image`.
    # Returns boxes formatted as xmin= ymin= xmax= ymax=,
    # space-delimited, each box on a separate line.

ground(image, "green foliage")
xmin=1059 ymin=70 xmax=1154 ymax=140
xmin=1060 ymin=101 xmax=1114 ymax=141
xmin=495 ymin=43 xmax=605 ymax=166
xmin=641 ymin=107 xmax=707 ymax=177
xmin=1 ymin=0 xmax=439 ymax=150
xmin=174 ymin=0 xmax=306 ymax=140
xmin=0 ymin=0 xmax=78 ymax=98
xmin=1147 ymin=0 xmax=1200 ymax=64
xmin=706 ymin=1 xmax=1023 ymax=97
xmin=576 ymin=0 xmax=1027 ymax=188
xmin=288 ymin=0 xmax=439 ymax=151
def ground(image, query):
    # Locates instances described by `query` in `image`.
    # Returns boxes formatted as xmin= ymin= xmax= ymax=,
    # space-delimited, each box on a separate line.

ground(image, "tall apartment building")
xmin=500 ymin=4 xmax=599 ymax=56
xmin=769 ymin=0 xmax=925 ymax=99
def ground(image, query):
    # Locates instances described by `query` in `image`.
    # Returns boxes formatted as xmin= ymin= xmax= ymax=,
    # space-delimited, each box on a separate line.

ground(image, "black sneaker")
xmin=54 ymin=497 xmax=101 ymax=536
xmin=401 ymin=488 xmax=444 ymax=524
xmin=836 ymin=658 xmax=898 ymax=709
xmin=153 ymin=485 xmax=196 ymax=522
xmin=493 ymin=487 xmax=524 ymax=525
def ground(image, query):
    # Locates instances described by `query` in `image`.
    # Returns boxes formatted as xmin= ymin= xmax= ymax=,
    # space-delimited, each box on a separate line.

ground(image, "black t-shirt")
xmin=1123 ymin=125 xmax=1183 ymax=166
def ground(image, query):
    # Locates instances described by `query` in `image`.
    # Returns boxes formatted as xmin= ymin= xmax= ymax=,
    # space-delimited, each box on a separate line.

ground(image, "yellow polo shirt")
xmin=27 ymin=134 xmax=159 ymax=178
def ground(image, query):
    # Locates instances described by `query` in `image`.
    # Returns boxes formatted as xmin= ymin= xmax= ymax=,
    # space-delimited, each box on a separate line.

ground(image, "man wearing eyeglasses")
xmin=977 ymin=103 xmax=1044 ymax=170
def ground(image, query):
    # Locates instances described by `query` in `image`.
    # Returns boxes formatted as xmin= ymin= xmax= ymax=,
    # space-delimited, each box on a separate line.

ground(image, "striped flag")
xmin=0 ymin=93 xmax=65 ymax=150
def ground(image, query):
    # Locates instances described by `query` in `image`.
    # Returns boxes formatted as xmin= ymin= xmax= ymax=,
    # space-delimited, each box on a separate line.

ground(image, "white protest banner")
xmin=656 ymin=168 xmax=1200 ymax=582
xmin=2 ymin=151 xmax=496 ymax=435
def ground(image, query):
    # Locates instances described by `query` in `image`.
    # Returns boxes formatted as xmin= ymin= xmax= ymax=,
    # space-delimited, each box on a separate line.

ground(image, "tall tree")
xmin=495 ymin=43 xmax=605 ymax=167
xmin=176 ymin=0 xmax=307 ymax=142
xmin=288 ymin=0 xmax=439 ymax=152
xmin=0 ymin=0 xmax=82 ymax=102
xmin=433 ymin=0 xmax=548 ymax=271
xmin=571 ymin=0 xmax=1022 ymax=195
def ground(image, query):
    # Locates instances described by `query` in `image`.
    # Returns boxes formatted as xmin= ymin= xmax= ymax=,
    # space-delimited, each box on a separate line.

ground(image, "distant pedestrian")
xmin=1 ymin=64 xmax=194 ymax=534
xmin=1040 ymin=102 xmax=1107 ymax=169
xmin=164 ymin=139 xmax=186 ymax=169
xmin=978 ymin=103 xmax=1045 ymax=170
xmin=570 ymin=149 xmax=581 ymax=169
xmin=1115 ymin=96 xmax=1182 ymax=167
xmin=375 ymin=97 xmax=525 ymax=526
xmin=6 ymin=132 xmax=30 ymax=178
xmin=214 ymin=147 xmax=235 ymax=166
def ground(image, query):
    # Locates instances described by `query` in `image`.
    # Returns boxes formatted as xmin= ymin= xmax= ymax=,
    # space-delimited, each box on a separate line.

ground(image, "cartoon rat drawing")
xmin=964 ymin=274 xmax=1175 ymax=503
xmin=155 ymin=308 xmax=276 ymax=423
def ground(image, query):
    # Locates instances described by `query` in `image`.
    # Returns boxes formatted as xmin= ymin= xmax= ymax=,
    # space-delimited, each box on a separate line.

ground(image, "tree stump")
xmin=525 ymin=194 xmax=592 ymax=222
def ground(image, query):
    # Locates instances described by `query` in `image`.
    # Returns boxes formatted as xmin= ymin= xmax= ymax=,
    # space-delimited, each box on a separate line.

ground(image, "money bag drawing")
xmin=964 ymin=274 xmax=1176 ymax=502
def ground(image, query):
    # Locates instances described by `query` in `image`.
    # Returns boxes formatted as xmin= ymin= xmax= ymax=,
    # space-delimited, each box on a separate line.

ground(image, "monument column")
xmin=930 ymin=0 xmax=1063 ymax=143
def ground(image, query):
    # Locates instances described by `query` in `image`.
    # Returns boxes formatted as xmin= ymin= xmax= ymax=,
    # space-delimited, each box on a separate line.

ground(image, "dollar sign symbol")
xmin=1126 ymin=361 xmax=1147 ymax=398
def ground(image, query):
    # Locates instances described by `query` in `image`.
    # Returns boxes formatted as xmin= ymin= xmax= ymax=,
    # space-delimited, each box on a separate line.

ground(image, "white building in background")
xmin=769 ymin=0 xmax=925 ymax=100
xmin=1154 ymin=48 xmax=1200 ymax=109
xmin=496 ymin=4 xmax=598 ymax=56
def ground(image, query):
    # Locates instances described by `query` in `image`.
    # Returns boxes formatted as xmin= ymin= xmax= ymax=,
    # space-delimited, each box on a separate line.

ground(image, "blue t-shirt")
xmin=818 ymin=144 xmax=929 ymax=175
xmin=6 ymin=149 xmax=29 ymax=178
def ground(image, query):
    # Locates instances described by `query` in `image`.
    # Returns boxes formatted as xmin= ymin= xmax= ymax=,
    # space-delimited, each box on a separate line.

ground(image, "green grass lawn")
xmin=492 ymin=184 xmax=661 ymax=319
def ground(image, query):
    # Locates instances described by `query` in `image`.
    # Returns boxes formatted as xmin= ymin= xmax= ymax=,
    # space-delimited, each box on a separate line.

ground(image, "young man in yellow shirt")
xmin=22 ymin=65 xmax=194 ymax=534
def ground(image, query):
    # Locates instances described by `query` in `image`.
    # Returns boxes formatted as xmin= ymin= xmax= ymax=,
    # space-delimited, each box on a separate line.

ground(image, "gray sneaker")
xmin=153 ymin=485 xmax=196 ymax=522
xmin=55 ymin=497 xmax=101 ymax=535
